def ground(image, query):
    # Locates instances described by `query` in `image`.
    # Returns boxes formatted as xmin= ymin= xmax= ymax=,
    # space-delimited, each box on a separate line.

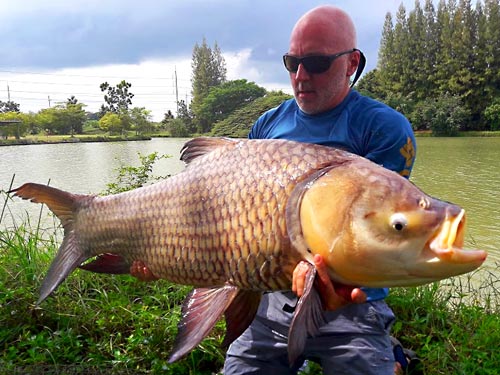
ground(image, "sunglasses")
xmin=283 ymin=48 xmax=360 ymax=75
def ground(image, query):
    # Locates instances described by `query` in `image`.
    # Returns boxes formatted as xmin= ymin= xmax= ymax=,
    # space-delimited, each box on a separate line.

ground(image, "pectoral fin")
xmin=168 ymin=285 xmax=240 ymax=363
xmin=287 ymin=264 xmax=326 ymax=365
xmin=222 ymin=290 xmax=262 ymax=347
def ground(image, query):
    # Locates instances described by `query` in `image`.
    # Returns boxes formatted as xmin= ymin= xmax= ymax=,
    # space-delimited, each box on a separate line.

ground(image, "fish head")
xmin=299 ymin=161 xmax=487 ymax=287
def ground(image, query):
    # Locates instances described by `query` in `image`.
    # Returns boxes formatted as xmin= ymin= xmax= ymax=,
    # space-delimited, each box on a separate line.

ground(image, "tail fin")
xmin=37 ymin=232 xmax=88 ymax=305
xmin=8 ymin=183 xmax=85 ymax=230
xmin=9 ymin=183 xmax=91 ymax=304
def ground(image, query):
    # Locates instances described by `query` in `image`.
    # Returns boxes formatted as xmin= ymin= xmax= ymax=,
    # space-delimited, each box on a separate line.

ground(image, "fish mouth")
xmin=426 ymin=209 xmax=486 ymax=264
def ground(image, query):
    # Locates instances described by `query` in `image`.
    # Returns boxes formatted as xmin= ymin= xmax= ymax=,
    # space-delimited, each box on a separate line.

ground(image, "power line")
xmin=0 ymin=79 xmax=190 ymax=89
xmin=0 ymin=69 xmax=191 ymax=82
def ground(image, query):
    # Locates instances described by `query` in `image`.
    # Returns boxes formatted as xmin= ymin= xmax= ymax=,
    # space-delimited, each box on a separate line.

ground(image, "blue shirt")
xmin=249 ymin=90 xmax=416 ymax=301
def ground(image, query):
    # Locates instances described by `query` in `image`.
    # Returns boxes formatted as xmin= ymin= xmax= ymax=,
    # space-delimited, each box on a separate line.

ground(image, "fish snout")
xmin=428 ymin=206 xmax=487 ymax=264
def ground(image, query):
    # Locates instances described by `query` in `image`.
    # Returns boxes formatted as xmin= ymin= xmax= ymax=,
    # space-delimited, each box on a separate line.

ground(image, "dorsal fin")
xmin=180 ymin=137 xmax=238 ymax=164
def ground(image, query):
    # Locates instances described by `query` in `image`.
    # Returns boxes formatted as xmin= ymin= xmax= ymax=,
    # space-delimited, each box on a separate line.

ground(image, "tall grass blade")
xmin=0 ymin=174 xmax=15 ymax=225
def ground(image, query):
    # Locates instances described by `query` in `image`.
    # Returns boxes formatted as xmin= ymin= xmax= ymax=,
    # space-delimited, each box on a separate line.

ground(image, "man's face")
xmin=288 ymin=25 xmax=353 ymax=115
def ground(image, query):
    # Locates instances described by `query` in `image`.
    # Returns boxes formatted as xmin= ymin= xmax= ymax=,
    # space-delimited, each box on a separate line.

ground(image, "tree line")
xmin=357 ymin=0 xmax=500 ymax=135
xmin=0 ymin=82 xmax=153 ymax=139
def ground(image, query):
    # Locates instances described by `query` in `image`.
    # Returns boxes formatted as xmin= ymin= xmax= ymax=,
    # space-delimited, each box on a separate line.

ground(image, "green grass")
xmin=0 ymin=133 xmax=151 ymax=146
xmin=1 ymin=153 xmax=498 ymax=374
xmin=387 ymin=269 xmax=499 ymax=374
xmin=1 ymin=218 xmax=498 ymax=374
xmin=0 ymin=220 xmax=226 ymax=374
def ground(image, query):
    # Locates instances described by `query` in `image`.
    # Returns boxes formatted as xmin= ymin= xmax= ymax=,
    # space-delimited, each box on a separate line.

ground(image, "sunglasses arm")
xmin=350 ymin=49 xmax=366 ymax=87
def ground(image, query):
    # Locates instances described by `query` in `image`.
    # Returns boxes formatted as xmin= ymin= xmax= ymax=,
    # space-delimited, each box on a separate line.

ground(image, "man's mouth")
xmin=296 ymin=89 xmax=315 ymax=98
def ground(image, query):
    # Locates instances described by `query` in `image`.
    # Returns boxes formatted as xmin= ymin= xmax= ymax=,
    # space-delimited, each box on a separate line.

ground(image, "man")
xmin=223 ymin=5 xmax=416 ymax=375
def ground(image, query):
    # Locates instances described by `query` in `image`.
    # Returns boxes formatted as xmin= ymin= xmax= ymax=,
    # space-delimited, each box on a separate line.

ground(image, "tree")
xmin=99 ymin=112 xmax=123 ymax=134
xmin=372 ymin=0 xmax=500 ymax=133
xmin=377 ymin=12 xmax=397 ymax=95
xmin=129 ymin=107 xmax=152 ymax=135
xmin=177 ymin=100 xmax=195 ymax=134
xmin=166 ymin=118 xmax=190 ymax=137
xmin=484 ymin=98 xmax=500 ymax=130
xmin=393 ymin=4 xmax=410 ymax=94
xmin=356 ymin=69 xmax=386 ymax=100
xmin=36 ymin=103 xmax=86 ymax=135
xmin=190 ymin=38 xmax=227 ymax=132
xmin=100 ymin=80 xmax=134 ymax=113
xmin=405 ymin=0 xmax=426 ymax=98
xmin=63 ymin=102 xmax=87 ymax=134
xmin=67 ymin=96 xmax=78 ymax=105
xmin=484 ymin=0 xmax=500 ymax=101
xmin=429 ymin=94 xmax=471 ymax=135
xmin=196 ymin=79 xmax=266 ymax=132
xmin=421 ymin=0 xmax=440 ymax=97
xmin=0 ymin=100 xmax=20 ymax=113
xmin=435 ymin=0 xmax=455 ymax=93
xmin=159 ymin=110 xmax=174 ymax=131
xmin=211 ymin=91 xmax=293 ymax=137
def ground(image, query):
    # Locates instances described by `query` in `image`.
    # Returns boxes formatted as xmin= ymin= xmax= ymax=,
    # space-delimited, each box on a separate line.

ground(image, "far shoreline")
xmin=1 ymin=131 xmax=499 ymax=147
xmin=0 ymin=135 xmax=153 ymax=147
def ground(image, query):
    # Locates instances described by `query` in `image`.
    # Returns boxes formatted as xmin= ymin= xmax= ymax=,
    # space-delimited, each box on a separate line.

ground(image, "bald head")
xmin=286 ymin=6 xmax=361 ymax=114
xmin=290 ymin=5 xmax=357 ymax=54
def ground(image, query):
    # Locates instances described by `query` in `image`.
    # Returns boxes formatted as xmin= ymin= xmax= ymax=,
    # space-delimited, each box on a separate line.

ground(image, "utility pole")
xmin=7 ymin=84 xmax=10 ymax=101
xmin=48 ymin=95 xmax=51 ymax=107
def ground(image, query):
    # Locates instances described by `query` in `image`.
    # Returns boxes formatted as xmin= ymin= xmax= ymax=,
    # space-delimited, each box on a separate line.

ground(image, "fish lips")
xmin=410 ymin=207 xmax=487 ymax=281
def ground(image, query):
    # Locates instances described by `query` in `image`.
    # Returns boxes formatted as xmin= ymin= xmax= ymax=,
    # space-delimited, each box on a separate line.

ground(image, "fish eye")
xmin=390 ymin=213 xmax=408 ymax=232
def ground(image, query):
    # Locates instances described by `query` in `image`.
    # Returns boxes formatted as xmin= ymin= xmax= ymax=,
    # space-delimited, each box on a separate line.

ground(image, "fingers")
xmin=351 ymin=288 xmax=367 ymax=304
xmin=293 ymin=254 xmax=368 ymax=311
xmin=292 ymin=260 xmax=311 ymax=297
xmin=313 ymin=254 xmax=351 ymax=310
xmin=312 ymin=254 xmax=340 ymax=310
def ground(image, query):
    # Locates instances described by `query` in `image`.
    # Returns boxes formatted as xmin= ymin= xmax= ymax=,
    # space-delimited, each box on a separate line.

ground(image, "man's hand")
xmin=130 ymin=260 xmax=159 ymax=282
xmin=292 ymin=254 xmax=366 ymax=310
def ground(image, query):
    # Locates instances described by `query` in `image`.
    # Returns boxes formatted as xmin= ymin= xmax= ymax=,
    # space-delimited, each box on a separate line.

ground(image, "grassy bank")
xmin=0 ymin=134 xmax=151 ymax=146
xmin=1 ymin=219 xmax=498 ymax=375
xmin=0 ymin=222 xmax=225 ymax=375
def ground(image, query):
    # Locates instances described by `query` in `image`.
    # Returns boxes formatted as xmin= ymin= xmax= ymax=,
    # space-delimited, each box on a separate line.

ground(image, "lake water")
xmin=1 ymin=137 xmax=499 ymax=269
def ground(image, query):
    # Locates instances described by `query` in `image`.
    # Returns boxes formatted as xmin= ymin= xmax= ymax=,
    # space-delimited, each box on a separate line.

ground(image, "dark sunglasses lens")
xmin=283 ymin=55 xmax=332 ymax=74
xmin=302 ymin=56 xmax=331 ymax=74
xmin=284 ymin=55 xmax=300 ymax=72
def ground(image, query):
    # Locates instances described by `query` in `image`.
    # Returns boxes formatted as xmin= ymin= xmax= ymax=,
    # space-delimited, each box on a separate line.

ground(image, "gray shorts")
xmin=224 ymin=291 xmax=395 ymax=375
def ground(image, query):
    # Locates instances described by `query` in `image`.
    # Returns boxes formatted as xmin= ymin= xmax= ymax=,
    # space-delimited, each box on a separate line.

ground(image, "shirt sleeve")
xmin=248 ymin=119 xmax=260 ymax=139
xmin=363 ymin=111 xmax=416 ymax=179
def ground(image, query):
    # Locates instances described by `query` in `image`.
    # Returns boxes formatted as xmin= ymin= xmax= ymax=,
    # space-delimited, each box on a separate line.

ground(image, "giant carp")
xmin=10 ymin=137 xmax=486 ymax=364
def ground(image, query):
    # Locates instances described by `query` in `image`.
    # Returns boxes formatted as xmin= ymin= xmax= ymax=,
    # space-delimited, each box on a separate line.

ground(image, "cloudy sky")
xmin=0 ymin=0 xmax=419 ymax=121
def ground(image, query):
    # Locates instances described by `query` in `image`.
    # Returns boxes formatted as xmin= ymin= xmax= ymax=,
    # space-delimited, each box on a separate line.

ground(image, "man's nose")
xmin=294 ymin=63 xmax=311 ymax=81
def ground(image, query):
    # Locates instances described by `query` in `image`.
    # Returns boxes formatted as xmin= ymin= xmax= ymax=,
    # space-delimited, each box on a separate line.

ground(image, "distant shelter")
xmin=0 ymin=120 xmax=23 ymax=139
